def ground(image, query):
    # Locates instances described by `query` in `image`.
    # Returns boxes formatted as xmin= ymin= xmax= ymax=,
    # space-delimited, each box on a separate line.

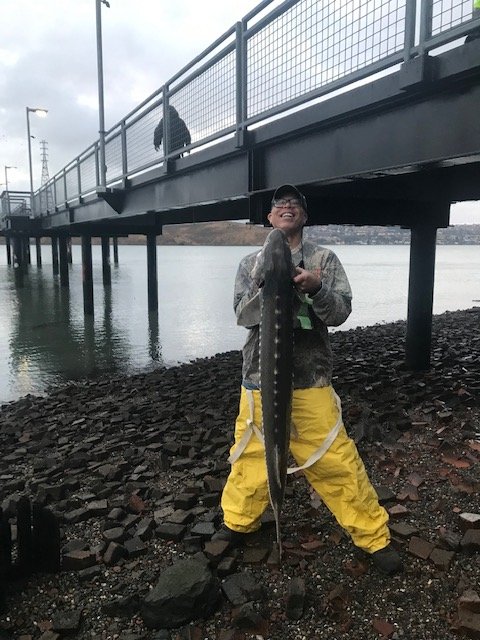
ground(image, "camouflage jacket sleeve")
xmin=303 ymin=242 xmax=352 ymax=327
xmin=233 ymin=252 xmax=262 ymax=328
xmin=234 ymin=242 xmax=352 ymax=329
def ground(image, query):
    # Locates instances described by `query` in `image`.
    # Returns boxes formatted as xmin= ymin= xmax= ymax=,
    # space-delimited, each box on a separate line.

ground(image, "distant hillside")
xmin=141 ymin=221 xmax=480 ymax=245
xmin=2 ymin=220 xmax=479 ymax=246
xmin=136 ymin=221 xmax=270 ymax=246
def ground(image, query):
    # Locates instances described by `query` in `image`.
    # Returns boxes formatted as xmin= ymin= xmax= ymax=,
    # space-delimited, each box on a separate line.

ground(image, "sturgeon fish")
xmin=258 ymin=228 xmax=295 ymax=557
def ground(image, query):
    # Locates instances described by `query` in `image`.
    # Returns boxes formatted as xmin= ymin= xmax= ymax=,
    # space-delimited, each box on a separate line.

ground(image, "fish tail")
xmin=272 ymin=504 xmax=282 ymax=559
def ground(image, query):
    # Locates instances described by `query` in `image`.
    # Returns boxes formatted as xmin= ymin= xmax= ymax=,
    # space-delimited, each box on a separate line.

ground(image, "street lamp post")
xmin=96 ymin=0 xmax=110 ymax=189
xmin=26 ymin=107 xmax=48 ymax=217
xmin=4 ymin=165 xmax=16 ymax=216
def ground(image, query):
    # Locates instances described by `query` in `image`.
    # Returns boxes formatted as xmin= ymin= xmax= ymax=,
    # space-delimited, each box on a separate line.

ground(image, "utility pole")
xmin=39 ymin=140 xmax=54 ymax=214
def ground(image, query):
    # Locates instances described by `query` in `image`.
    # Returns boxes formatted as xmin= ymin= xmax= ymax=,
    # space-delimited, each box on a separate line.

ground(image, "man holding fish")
xmin=213 ymin=184 xmax=402 ymax=575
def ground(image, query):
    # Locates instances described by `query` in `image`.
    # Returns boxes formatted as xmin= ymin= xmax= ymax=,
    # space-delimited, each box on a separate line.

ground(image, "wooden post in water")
xmin=5 ymin=237 xmax=11 ymax=265
xmin=81 ymin=235 xmax=94 ymax=316
xmin=58 ymin=235 xmax=69 ymax=288
xmin=51 ymin=236 xmax=59 ymax=275
xmin=101 ymin=236 xmax=111 ymax=286
xmin=405 ymin=223 xmax=437 ymax=370
xmin=35 ymin=237 xmax=42 ymax=267
xmin=146 ymin=233 xmax=158 ymax=312
xmin=113 ymin=236 xmax=119 ymax=265
xmin=25 ymin=238 xmax=31 ymax=266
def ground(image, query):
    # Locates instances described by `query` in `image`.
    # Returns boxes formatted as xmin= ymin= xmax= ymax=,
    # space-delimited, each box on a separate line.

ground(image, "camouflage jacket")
xmin=234 ymin=239 xmax=352 ymax=389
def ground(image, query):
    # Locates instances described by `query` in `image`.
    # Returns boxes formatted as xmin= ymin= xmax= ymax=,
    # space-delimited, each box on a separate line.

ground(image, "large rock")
xmin=141 ymin=558 xmax=220 ymax=629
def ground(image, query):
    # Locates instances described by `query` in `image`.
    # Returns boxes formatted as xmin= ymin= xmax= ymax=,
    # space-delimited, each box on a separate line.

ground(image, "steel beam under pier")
xmin=6 ymin=238 xmax=11 ymax=266
xmin=146 ymin=234 xmax=158 ymax=313
xmin=406 ymin=223 xmax=439 ymax=371
xmin=81 ymin=236 xmax=94 ymax=316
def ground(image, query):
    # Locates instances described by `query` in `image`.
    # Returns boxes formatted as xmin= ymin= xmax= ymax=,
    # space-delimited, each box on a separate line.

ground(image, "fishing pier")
xmin=1 ymin=0 xmax=480 ymax=369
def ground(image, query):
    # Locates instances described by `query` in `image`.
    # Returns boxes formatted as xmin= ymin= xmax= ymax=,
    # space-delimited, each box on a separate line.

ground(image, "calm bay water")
xmin=0 ymin=243 xmax=479 ymax=403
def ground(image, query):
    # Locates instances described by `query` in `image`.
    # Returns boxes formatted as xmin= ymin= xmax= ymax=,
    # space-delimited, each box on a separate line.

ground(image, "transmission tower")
xmin=39 ymin=140 xmax=54 ymax=214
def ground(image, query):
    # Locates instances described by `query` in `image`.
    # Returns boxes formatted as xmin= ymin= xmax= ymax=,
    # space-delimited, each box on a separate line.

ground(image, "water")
xmin=0 ymin=243 xmax=478 ymax=403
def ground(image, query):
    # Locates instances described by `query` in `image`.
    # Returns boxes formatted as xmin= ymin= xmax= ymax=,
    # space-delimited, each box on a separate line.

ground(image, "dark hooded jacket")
xmin=153 ymin=106 xmax=191 ymax=154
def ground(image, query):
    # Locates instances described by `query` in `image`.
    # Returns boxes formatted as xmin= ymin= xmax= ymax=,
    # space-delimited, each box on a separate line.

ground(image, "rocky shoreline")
xmin=0 ymin=308 xmax=479 ymax=640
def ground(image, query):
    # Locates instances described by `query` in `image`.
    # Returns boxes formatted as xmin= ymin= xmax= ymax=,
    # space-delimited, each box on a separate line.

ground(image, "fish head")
xmin=263 ymin=229 xmax=293 ymax=278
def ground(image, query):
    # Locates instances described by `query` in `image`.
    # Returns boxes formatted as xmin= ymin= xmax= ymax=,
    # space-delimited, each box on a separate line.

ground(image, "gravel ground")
xmin=0 ymin=308 xmax=479 ymax=640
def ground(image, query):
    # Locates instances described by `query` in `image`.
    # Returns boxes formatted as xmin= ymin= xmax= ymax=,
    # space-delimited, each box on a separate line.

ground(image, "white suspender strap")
xmin=286 ymin=391 xmax=343 ymax=474
xmin=227 ymin=389 xmax=264 ymax=465
xmin=228 ymin=389 xmax=343 ymax=473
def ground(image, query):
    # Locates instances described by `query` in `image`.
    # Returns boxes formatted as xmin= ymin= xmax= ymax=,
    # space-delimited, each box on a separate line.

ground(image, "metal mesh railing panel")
xmin=79 ymin=153 xmax=97 ymax=194
xmin=9 ymin=200 xmax=28 ymax=216
xmin=33 ymin=191 xmax=43 ymax=215
xmin=247 ymin=0 xmax=406 ymax=118
xmin=54 ymin=176 xmax=65 ymax=204
xmin=36 ymin=190 xmax=45 ymax=215
xmin=0 ymin=195 xmax=7 ymax=217
xmin=170 ymin=49 xmax=236 ymax=149
xmin=38 ymin=186 xmax=54 ymax=215
xmin=126 ymin=103 xmax=163 ymax=171
xmin=105 ymin=133 xmax=123 ymax=182
xmin=65 ymin=167 xmax=79 ymax=200
xmin=430 ymin=0 xmax=474 ymax=35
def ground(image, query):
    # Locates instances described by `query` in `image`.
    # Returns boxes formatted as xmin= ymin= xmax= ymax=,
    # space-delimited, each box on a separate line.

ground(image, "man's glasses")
xmin=272 ymin=198 xmax=302 ymax=208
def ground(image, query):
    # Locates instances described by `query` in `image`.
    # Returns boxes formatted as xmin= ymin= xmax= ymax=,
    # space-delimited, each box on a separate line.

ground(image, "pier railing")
xmin=27 ymin=0 xmax=480 ymax=217
xmin=0 ymin=191 xmax=30 ymax=221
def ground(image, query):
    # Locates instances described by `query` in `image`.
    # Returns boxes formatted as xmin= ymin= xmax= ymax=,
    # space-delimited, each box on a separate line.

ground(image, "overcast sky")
xmin=0 ymin=1 xmax=269 ymax=187
xmin=1 ymin=0 xmax=478 ymax=224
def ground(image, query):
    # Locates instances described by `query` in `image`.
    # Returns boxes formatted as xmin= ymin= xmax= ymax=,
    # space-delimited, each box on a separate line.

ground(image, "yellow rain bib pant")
xmin=221 ymin=385 xmax=390 ymax=553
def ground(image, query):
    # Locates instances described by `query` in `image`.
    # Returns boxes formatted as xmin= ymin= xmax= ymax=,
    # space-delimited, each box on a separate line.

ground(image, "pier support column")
xmin=58 ymin=236 xmax=69 ymax=288
xmin=6 ymin=237 xmax=11 ymax=265
xmin=67 ymin=237 xmax=73 ymax=264
xmin=26 ymin=238 xmax=31 ymax=265
xmin=20 ymin=238 xmax=29 ymax=272
xmin=405 ymin=224 xmax=437 ymax=371
xmin=146 ymin=233 xmax=158 ymax=312
xmin=51 ymin=237 xmax=59 ymax=275
xmin=35 ymin=237 xmax=42 ymax=267
xmin=101 ymin=236 xmax=111 ymax=286
xmin=81 ymin=235 xmax=94 ymax=316
xmin=12 ymin=236 xmax=24 ymax=287
xmin=148 ymin=311 xmax=161 ymax=362
xmin=113 ymin=237 xmax=119 ymax=265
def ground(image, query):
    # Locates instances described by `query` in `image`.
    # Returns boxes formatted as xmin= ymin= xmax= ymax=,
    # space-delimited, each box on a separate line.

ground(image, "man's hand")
xmin=293 ymin=266 xmax=322 ymax=295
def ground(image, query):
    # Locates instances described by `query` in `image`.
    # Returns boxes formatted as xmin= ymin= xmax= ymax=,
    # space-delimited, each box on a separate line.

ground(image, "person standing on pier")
xmin=213 ymin=184 xmax=403 ymax=575
xmin=153 ymin=105 xmax=191 ymax=156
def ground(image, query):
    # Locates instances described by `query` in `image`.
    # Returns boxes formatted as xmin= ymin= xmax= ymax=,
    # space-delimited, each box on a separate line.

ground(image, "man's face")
xmin=267 ymin=192 xmax=307 ymax=235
